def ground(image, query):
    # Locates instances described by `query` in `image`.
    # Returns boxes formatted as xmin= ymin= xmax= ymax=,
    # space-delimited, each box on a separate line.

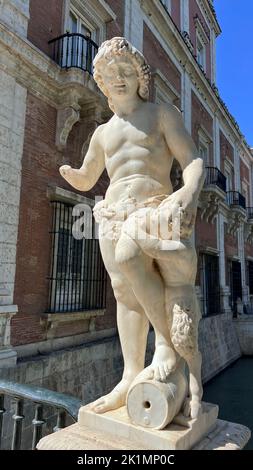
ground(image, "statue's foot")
xmin=183 ymin=396 xmax=202 ymax=420
xmin=148 ymin=344 xmax=177 ymax=382
xmin=90 ymin=378 xmax=132 ymax=414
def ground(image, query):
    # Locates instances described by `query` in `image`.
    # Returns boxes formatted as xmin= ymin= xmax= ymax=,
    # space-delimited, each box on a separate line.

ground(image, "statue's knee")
xmin=111 ymin=278 xmax=128 ymax=303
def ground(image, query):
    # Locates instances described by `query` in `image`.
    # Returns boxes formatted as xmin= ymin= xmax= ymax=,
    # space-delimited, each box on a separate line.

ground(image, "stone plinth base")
xmin=37 ymin=419 xmax=250 ymax=451
xmin=38 ymin=402 xmax=250 ymax=450
xmin=77 ymin=402 xmax=218 ymax=450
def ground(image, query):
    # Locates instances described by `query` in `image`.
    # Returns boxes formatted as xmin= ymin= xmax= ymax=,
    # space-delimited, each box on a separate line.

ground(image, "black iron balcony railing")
xmin=246 ymin=207 xmax=253 ymax=219
xmin=0 ymin=379 xmax=82 ymax=450
xmin=227 ymin=191 xmax=246 ymax=210
xmin=48 ymin=33 xmax=98 ymax=74
xmin=204 ymin=166 xmax=227 ymax=192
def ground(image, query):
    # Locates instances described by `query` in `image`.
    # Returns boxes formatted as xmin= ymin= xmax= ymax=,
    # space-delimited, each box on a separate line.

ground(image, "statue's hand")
xmin=159 ymin=187 xmax=198 ymax=238
xmin=161 ymin=187 xmax=197 ymax=212
xmin=59 ymin=164 xmax=72 ymax=179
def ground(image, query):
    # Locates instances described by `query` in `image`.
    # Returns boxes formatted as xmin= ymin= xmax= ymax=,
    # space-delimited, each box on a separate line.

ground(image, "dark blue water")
xmin=203 ymin=357 xmax=253 ymax=450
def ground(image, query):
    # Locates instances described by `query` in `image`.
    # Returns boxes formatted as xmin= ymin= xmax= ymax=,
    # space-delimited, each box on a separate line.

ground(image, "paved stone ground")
xmin=203 ymin=356 xmax=253 ymax=449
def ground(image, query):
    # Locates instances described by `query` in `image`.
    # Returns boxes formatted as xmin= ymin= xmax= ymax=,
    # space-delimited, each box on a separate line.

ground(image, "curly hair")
xmin=93 ymin=37 xmax=151 ymax=112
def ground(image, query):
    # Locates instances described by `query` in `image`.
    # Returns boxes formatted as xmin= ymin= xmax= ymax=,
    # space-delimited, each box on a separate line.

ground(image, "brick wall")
xmin=12 ymin=92 xmax=116 ymax=346
xmin=171 ymin=0 xmax=181 ymax=30
xmin=195 ymin=211 xmax=217 ymax=250
xmin=191 ymin=91 xmax=213 ymax=163
xmin=189 ymin=0 xmax=211 ymax=80
xmin=220 ymin=131 xmax=234 ymax=175
xmin=245 ymin=242 xmax=253 ymax=259
xmin=143 ymin=24 xmax=181 ymax=102
xmin=28 ymin=0 xmax=64 ymax=57
xmin=224 ymin=232 xmax=238 ymax=258
xmin=106 ymin=0 xmax=125 ymax=38
xmin=240 ymin=159 xmax=250 ymax=183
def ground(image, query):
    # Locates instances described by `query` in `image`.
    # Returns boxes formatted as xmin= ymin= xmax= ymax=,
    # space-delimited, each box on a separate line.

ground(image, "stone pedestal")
xmin=37 ymin=402 xmax=250 ymax=450
xmin=78 ymin=402 xmax=218 ymax=450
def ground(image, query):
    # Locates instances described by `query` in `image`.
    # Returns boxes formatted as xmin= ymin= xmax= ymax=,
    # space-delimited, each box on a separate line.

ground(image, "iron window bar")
xmin=48 ymin=201 xmax=107 ymax=313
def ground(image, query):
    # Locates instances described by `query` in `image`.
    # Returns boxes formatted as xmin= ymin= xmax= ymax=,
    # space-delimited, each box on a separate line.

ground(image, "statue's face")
xmin=102 ymin=56 xmax=139 ymax=100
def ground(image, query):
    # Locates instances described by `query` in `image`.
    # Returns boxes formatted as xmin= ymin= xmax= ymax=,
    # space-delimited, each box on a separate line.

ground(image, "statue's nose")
xmin=116 ymin=71 xmax=124 ymax=80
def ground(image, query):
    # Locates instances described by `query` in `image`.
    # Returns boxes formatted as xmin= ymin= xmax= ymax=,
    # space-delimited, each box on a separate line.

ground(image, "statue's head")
xmin=93 ymin=37 xmax=151 ymax=111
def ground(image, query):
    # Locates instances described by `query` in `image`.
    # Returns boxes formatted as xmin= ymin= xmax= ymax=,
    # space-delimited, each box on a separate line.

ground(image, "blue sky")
xmin=214 ymin=0 xmax=253 ymax=146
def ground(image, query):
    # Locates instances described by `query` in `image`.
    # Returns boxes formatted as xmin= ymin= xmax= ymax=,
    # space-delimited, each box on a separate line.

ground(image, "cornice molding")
xmin=71 ymin=0 xmax=116 ymax=25
xmin=194 ymin=15 xmax=210 ymax=44
xmin=197 ymin=0 xmax=221 ymax=36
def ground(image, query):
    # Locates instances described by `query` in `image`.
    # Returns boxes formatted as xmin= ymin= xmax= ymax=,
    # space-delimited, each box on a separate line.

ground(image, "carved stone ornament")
xmin=244 ymin=222 xmax=253 ymax=244
xmin=200 ymin=191 xmax=220 ymax=223
xmin=56 ymin=104 xmax=81 ymax=150
xmin=227 ymin=212 xmax=245 ymax=237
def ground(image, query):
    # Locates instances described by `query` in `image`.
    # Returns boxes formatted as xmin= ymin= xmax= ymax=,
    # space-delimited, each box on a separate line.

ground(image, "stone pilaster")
xmin=124 ymin=0 xmax=144 ymax=52
xmin=0 ymin=0 xmax=30 ymax=37
xmin=0 ymin=0 xmax=29 ymax=365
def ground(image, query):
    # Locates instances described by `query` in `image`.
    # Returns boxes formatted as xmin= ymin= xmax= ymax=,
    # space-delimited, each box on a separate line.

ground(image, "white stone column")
xmin=217 ymin=213 xmax=231 ymax=313
xmin=181 ymin=71 xmax=194 ymax=244
xmin=250 ymin=164 xmax=253 ymax=206
xmin=238 ymin=225 xmax=248 ymax=303
xmin=213 ymin=116 xmax=220 ymax=169
xmin=234 ymin=144 xmax=241 ymax=192
xmin=124 ymin=0 xmax=144 ymax=52
xmin=180 ymin=0 xmax=189 ymax=33
xmin=0 ymin=0 xmax=29 ymax=366
xmin=211 ymin=29 xmax=217 ymax=84
xmin=181 ymin=72 xmax=191 ymax=133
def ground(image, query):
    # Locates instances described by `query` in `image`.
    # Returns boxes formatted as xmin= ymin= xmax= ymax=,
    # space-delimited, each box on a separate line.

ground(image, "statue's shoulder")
xmin=156 ymin=102 xmax=182 ymax=127
xmin=157 ymin=102 xmax=181 ymax=116
xmin=93 ymin=122 xmax=108 ymax=138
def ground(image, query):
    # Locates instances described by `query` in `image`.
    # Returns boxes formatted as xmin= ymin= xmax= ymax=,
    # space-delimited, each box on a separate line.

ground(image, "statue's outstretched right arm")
xmin=59 ymin=124 xmax=105 ymax=192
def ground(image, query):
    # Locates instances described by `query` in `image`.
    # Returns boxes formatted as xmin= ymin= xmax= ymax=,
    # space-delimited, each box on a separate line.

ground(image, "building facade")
xmin=0 ymin=1 xmax=251 ymax=393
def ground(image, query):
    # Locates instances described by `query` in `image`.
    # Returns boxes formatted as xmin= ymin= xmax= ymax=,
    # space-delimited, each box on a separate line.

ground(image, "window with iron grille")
xmin=200 ymin=253 xmax=221 ymax=316
xmin=48 ymin=201 xmax=107 ymax=313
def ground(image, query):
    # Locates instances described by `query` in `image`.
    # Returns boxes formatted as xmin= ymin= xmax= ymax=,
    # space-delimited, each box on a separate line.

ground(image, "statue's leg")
xmin=167 ymin=285 xmax=203 ymax=419
xmin=91 ymin=237 xmax=149 ymax=414
xmin=116 ymin=249 xmax=178 ymax=381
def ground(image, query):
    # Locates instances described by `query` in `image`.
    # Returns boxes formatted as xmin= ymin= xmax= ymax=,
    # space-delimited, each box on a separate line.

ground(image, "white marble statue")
xmin=60 ymin=37 xmax=205 ymax=420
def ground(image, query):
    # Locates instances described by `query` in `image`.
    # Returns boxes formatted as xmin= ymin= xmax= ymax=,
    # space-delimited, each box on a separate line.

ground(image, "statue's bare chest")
xmin=104 ymin=115 xmax=160 ymax=158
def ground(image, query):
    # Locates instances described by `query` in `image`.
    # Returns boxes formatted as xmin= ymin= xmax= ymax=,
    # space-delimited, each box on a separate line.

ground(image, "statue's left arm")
xmin=160 ymin=104 xmax=205 ymax=201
